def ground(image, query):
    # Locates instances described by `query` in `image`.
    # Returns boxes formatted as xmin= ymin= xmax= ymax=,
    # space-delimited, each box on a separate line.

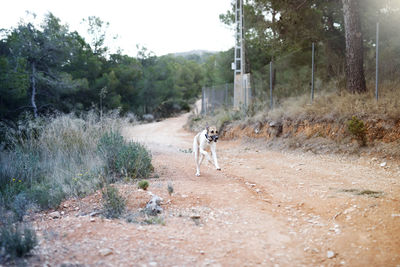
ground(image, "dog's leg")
xmin=211 ymin=143 xmax=221 ymax=170
xmin=195 ymin=154 xmax=201 ymax=177
xmin=193 ymin=134 xmax=201 ymax=176
xmin=198 ymin=153 xmax=204 ymax=173
xmin=198 ymin=136 xmax=214 ymax=165
xmin=199 ymin=148 xmax=213 ymax=164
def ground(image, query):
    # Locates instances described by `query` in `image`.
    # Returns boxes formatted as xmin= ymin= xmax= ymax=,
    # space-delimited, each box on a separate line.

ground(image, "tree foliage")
xmin=220 ymin=0 xmax=400 ymax=95
xmin=0 ymin=14 xmax=211 ymax=122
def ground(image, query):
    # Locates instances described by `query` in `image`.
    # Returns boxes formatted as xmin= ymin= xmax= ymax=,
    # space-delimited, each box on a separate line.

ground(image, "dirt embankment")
xmin=222 ymin=118 xmax=400 ymax=156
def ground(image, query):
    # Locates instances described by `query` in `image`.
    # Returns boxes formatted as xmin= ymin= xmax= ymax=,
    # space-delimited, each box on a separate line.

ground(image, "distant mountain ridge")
xmin=169 ymin=50 xmax=217 ymax=64
xmin=171 ymin=50 xmax=217 ymax=57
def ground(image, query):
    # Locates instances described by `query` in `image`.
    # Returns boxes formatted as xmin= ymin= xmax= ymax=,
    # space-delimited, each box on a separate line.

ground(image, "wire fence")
xmin=201 ymin=83 xmax=234 ymax=114
xmin=202 ymin=22 xmax=400 ymax=114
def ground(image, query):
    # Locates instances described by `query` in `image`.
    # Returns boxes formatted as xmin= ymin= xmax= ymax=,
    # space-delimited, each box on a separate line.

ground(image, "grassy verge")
xmin=0 ymin=110 xmax=153 ymax=260
xmin=256 ymin=84 xmax=400 ymax=123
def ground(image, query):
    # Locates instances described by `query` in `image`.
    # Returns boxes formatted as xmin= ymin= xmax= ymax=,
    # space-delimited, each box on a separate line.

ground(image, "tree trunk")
xmin=342 ymin=0 xmax=367 ymax=93
xmin=31 ymin=62 xmax=38 ymax=117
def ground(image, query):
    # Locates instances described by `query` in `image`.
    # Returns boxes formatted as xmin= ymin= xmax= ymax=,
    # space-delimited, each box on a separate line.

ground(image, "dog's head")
xmin=206 ymin=126 xmax=219 ymax=142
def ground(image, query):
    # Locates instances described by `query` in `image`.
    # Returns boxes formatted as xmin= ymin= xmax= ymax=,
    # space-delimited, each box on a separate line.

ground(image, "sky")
xmin=0 ymin=0 xmax=234 ymax=56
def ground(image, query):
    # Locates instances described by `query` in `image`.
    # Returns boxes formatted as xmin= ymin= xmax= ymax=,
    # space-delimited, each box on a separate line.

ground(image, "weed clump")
xmin=357 ymin=190 xmax=383 ymax=198
xmin=102 ymin=185 xmax=126 ymax=219
xmin=138 ymin=180 xmax=149 ymax=190
xmin=347 ymin=116 xmax=367 ymax=146
xmin=0 ymin=223 xmax=37 ymax=259
xmin=11 ymin=193 xmax=35 ymax=222
xmin=28 ymin=184 xmax=65 ymax=210
xmin=167 ymin=183 xmax=174 ymax=196
xmin=339 ymin=188 xmax=383 ymax=198
xmin=144 ymin=216 xmax=165 ymax=225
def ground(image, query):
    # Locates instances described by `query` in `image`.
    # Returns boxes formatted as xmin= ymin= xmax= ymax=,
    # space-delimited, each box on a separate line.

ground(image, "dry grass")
xmin=264 ymin=83 xmax=400 ymax=123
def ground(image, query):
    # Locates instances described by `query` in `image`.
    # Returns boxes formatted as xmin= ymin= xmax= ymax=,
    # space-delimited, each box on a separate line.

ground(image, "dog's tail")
xmin=193 ymin=133 xmax=199 ymax=165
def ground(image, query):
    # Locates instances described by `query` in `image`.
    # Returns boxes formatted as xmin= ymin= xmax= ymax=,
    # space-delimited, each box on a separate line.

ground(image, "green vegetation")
xmin=0 ymin=14 xmax=210 ymax=124
xmin=144 ymin=216 xmax=165 ymax=226
xmin=219 ymin=1 xmax=400 ymax=97
xmin=0 ymin=112 xmax=125 ymax=210
xmin=339 ymin=188 xmax=383 ymax=198
xmin=0 ymin=111 xmax=153 ymax=211
xmin=347 ymin=116 xmax=367 ymax=146
xmin=340 ymin=189 xmax=359 ymax=194
xmin=138 ymin=180 xmax=149 ymax=190
xmin=0 ymin=223 xmax=38 ymax=259
xmin=98 ymin=131 xmax=153 ymax=181
xmin=0 ymin=111 xmax=153 ymax=261
xmin=101 ymin=185 xmax=126 ymax=219
xmin=357 ymin=190 xmax=383 ymax=198
xmin=167 ymin=183 xmax=174 ymax=196
xmin=189 ymin=1 xmax=399 ymax=137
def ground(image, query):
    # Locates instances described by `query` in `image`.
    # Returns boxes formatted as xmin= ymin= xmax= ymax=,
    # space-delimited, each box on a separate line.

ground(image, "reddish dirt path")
xmin=30 ymin=112 xmax=400 ymax=266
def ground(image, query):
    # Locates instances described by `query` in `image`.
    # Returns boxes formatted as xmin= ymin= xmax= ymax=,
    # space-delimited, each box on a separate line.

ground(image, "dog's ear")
xmin=205 ymin=124 xmax=209 ymax=132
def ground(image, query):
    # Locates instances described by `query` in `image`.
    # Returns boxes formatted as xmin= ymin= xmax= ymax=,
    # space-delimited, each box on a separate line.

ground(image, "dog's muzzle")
xmin=206 ymin=134 xmax=219 ymax=142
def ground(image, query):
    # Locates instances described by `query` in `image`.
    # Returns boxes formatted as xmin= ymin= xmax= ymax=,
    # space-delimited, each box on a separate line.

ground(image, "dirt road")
xmin=32 ymin=112 xmax=400 ymax=266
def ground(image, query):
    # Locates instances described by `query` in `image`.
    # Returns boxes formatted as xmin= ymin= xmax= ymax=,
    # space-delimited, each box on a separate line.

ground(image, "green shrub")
xmin=98 ymin=131 xmax=153 ymax=180
xmin=28 ymin=183 xmax=65 ymax=210
xmin=347 ymin=116 xmax=367 ymax=146
xmin=117 ymin=142 xmax=153 ymax=179
xmin=65 ymin=169 xmax=104 ymax=198
xmin=138 ymin=180 xmax=149 ymax=190
xmin=0 ymin=223 xmax=37 ymax=258
xmin=0 ymin=178 xmax=27 ymax=210
xmin=102 ymin=185 xmax=126 ymax=219
xmin=97 ymin=131 xmax=125 ymax=176
xmin=12 ymin=193 xmax=33 ymax=222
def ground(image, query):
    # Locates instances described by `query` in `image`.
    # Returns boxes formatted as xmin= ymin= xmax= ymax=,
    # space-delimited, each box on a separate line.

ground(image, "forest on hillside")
xmin=0 ymin=14 xmax=234 ymax=123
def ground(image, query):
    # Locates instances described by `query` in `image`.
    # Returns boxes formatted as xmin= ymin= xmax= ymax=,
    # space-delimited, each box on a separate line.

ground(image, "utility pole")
xmin=234 ymin=0 xmax=244 ymax=78
xmin=233 ymin=0 xmax=249 ymax=109
xmin=375 ymin=22 xmax=379 ymax=101
xmin=311 ymin=42 xmax=315 ymax=103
